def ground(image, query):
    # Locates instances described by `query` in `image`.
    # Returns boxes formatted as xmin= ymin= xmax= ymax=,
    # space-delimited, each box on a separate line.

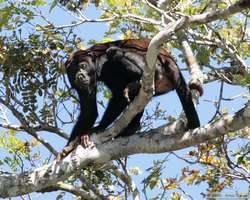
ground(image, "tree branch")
xmin=39 ymin=182 xmax=101 ymax=200
xmin=203 ymin=66 xmax=248 ymax=85
xmin=178 ymin=32 xmax=203 ymax=92
xmin=1 ymin=99 xmax=250 ymax=197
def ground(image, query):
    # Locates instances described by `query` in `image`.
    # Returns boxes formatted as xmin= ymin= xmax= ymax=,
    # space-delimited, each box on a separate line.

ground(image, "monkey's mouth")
xmin=74 ymin=80 xmax=89 ymax=91
xmin=78 ymin=79 xmax=89 ymax=85
xmin=76 ymin=80 xmax=89 ymax=88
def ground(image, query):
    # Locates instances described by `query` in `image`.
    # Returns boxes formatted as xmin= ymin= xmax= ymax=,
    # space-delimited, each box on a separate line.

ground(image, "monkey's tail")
xmin=175 ymin=72 xmax=200 ymax=129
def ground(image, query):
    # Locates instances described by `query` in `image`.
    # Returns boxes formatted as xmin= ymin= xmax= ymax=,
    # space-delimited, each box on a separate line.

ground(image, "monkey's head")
xmin=65 ymin=51 xmax=96 ymax=94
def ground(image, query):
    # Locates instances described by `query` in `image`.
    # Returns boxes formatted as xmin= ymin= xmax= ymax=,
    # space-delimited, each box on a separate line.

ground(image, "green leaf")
xmin=107 ymin=0 xmax=126 ymax=7
xmin=101 ymin=37 xmax=113 ymax=43
xmin=35 ymin=25 xmax=42 ymax=31
xmin=196 ymin=46 xmax=210 ymax=65
xmin=0 ymin=7 xmax=13 ymax=28
xmin=238 ymin=73 xmax=250 ymax=86
xmin=107 ymin=0 xmax=116 ymax=6
xmin=32 ymin=0 xmax=47 ymax=6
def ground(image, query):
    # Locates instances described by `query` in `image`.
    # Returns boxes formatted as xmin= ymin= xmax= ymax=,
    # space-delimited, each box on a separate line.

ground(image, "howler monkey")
xmin=64 ymin=39 xmax=201 ymax=154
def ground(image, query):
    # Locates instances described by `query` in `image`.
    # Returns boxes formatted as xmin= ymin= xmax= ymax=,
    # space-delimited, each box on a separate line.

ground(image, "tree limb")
xmin=0 ymin=99 xmax=250 ymax=198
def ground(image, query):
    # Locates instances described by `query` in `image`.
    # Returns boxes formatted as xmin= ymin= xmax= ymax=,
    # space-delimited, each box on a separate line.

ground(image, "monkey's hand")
xmin=56 ymin=137 xmax=79 ymax=161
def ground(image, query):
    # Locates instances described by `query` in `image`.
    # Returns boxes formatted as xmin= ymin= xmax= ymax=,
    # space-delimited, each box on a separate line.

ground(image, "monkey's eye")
xmin=78 ymin=62 xmax=88 ymax=69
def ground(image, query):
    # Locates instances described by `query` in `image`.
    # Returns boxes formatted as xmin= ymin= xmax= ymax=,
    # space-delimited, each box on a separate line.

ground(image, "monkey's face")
xmin=66 ymin=56 xmax=96 ymax=94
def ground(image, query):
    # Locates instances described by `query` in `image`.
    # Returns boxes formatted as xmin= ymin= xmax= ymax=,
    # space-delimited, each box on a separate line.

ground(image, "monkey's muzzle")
xmin=75 ymin=70 xmax=90 ymax=88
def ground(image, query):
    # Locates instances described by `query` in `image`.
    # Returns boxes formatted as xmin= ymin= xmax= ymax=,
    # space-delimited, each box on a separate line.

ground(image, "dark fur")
xmin=65 ymin=39 xmax=201 ymax=144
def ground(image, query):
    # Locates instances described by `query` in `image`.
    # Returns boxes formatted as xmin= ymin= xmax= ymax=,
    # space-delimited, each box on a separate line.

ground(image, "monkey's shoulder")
xmin=69 ymin=39 xmax=176 ymax=64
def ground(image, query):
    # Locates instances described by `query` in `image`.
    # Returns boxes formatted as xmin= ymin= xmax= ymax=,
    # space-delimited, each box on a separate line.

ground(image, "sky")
xmin=1 ymin=1 xmax=250 ymax=200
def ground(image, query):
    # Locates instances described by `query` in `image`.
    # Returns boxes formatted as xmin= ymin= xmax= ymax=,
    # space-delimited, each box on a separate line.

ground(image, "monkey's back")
xmin=68 ymin=39 xmax=177 ymax=67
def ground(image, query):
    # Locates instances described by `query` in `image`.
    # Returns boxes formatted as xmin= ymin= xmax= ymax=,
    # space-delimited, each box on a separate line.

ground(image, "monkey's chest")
xmin=155 ymin=74 xmax=174 ymax=95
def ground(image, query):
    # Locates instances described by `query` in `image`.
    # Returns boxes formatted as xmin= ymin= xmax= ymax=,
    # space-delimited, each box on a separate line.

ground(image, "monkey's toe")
xmin=80 ymin=134 xmax=94 ymax=148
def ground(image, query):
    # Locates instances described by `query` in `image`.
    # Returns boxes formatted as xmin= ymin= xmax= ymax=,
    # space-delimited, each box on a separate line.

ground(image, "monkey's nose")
xmin=77 ymin=73 xmax=89 ymax=84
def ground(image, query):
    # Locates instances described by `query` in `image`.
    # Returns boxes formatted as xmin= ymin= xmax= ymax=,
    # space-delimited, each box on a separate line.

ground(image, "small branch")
xmin=39 ymin=10 xmax=161 ymax=30
xmin=109 ymin=163 xmax=140 ymax=200
xmin=48 ymin=16 xmax=117 ymax=29
xmin=0 ymin=123 xmax=24 ymax=131
xmin=188 ymin=0 xmax=250 ymax=25
xmin=0 ymin=123 xmax=68 ymax=140
xmin=179 ymin=33 xmax=203 ymax=87
xmin=122 ymin=13 xmax=161 ymax=25
xmin=78 ymin=175 xmax=106 ymax=200
xmin=203 ymin=66 xmax=247 ymax=85
xmin=209 ymin=81 xmax=225 ymax=122
xmin=42 ymin=182 xmax=101 ymax=200
xmin=38 ymin=125 xmax=68 ymax=140
xmin=188 ymin=29 xmax=249 ymax=73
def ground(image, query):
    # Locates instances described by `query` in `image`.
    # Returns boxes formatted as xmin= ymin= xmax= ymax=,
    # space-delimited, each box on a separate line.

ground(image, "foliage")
xmin=0 ymin=0 xmax=249 ymax=199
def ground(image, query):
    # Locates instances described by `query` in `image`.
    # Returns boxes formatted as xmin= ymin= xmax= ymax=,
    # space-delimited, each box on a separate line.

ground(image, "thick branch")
xmin=1 ymin=100 xmax=250 ymax=198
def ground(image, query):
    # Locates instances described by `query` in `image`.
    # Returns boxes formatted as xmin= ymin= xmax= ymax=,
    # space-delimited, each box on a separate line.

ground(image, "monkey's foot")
xmin=80 ymin=134 xmax=95 ymax=148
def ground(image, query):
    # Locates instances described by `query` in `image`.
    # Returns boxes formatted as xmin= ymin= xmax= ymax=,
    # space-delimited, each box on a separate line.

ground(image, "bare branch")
xmin=203 ymin=66 xmax=247 ymax=85
xmin=39 ymin=10 xmax=161 ymax=30
xmin=177 ymin=32 xmax=204 ymax=102
xmin=109 ymin=163 xmax=140 ymax=200
xmin=40 ymin=182 xmax=101 ymax=200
